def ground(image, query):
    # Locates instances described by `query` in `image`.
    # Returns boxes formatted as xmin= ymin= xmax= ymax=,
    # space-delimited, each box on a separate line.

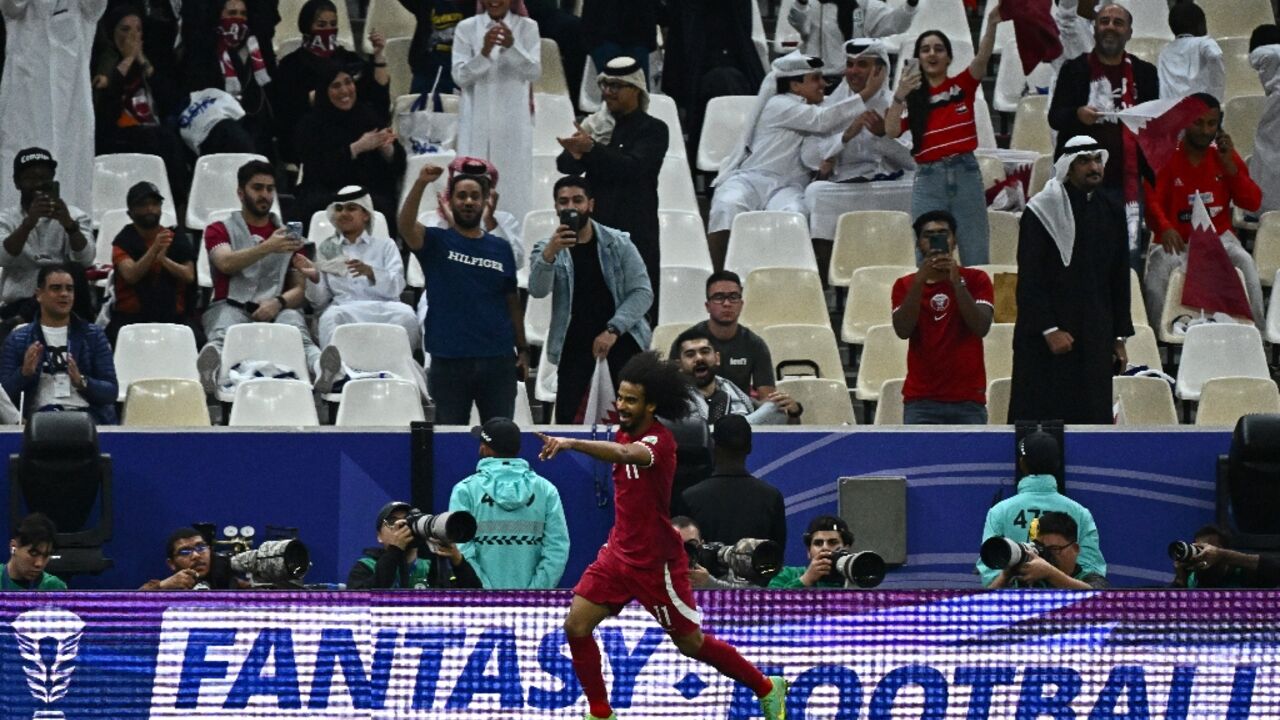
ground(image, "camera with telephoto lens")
xmin=824 ymin=548 xmax=886 ymax=588
xmin=981 ymin=536 xmax=1045 ymax=570
xmin=403 ymin=510 xmax=478 ymax=545
xmin=685 ymin=538 xmax=783 ymax=585
xmin=1168 ymin=541 xmax=1207 ymax=563
xmin=232 ymin=538 xmax=311 ymax=587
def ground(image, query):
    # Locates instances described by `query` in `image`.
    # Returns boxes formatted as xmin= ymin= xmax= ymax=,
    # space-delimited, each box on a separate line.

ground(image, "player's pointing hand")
xmin=536 ymin=432 xmax=574 ymax=461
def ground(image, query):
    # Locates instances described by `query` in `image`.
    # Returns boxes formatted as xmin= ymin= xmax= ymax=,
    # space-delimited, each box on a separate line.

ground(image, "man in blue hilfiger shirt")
xmin=399 ymin=163 xmax=529 ymax=425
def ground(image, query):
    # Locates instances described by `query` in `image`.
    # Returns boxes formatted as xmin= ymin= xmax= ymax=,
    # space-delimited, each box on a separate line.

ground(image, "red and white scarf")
xmin=1086 ymin=51 xmax=1140 ymax=248
xmin=122 ymin=73 xmax=157 ymax=126
xmin=303 ymin=28 xmax=338 ymax=58
xmin=218 ymin=18 xmax=271 ymax=97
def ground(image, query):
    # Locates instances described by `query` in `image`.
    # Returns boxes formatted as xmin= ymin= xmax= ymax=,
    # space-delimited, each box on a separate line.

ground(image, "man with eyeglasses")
xmin=1 ymin=264 xmax=118 ymax=423
xmin=987 ymin=511 xmax=1109 ymax=590
xmin=140 ymin=527 xmax=239 ymax=590
xmin=977 ymin=432 xmax=1105 ymax=588
xmin=768 ymin=515 xmax=851 ymax=589
xmin=891 ymin=209 xmax=992 ymax=425
xmin=668 ymin=270 xmax=776 ymax=399
xmin=558 ymin=56 xmax=667 ymax=323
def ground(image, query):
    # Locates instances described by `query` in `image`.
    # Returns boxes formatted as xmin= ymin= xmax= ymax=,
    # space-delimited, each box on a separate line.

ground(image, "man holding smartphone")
xmin=1143 ymin=94 xmax=1264 ymax=326
xmin=890 ymin=210 xmax=993 ymax=425
xmin=528 ymin=175 xmax=653 ymax=424
xmin=197 ymin=160 xmax=327 ymax=394
xmin=0 ymin=148 xmax=94 ymax=330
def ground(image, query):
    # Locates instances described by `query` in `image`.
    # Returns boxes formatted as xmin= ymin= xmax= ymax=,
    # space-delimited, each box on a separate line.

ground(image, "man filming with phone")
xmin=529 ymin=175 xmax=653 ymax=424
xmin=891 ymin=210 xmax=993 ymax=425
xmin=0 ymin=148 xmax=94 ymax=332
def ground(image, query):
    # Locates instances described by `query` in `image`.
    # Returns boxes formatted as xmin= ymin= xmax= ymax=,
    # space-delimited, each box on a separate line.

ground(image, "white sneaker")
xmin=197 ymin=345 xmax=220 ymax=396
xmin=314 ymin=345 xmax=343 ymax=393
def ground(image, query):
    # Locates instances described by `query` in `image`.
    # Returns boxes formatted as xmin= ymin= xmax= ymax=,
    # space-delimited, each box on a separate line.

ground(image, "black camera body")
xmin=1168 ymin=541 xmax=1206 ymax=562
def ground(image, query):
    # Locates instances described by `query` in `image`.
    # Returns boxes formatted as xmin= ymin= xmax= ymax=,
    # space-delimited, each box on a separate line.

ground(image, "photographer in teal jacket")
xmin=977 ymin=431 xmax=1105 ymax=586
xmin=449 ymin=417 xmax=570 ymax=589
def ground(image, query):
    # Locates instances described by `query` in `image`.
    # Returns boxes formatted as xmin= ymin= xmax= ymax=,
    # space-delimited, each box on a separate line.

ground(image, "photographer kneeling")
xmin=769 ymin=516 xmax=884 ymax=589
xmin=986 ymin=511 xmax=1109 ymax=590
xmin=347 ymin=501 xmax=482 ymax=589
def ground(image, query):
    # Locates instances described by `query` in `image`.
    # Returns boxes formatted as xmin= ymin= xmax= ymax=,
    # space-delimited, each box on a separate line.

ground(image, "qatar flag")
xmin=1112 ymin=96 xmax=1212 ymax=174
xmin=1001 ymin=0 xmax=1062 ymax=75
xmin=1180 ymin=191 xmax=1252 ymax=319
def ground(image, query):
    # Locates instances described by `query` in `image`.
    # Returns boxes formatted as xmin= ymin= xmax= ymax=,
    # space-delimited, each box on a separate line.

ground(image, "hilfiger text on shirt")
xmin=447 ymin=250 xmax=505 ymax=272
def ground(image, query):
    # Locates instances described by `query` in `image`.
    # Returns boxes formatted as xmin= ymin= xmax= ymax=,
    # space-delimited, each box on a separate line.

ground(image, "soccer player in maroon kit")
xmin=537 ymin=352 xmax=787 ymax=720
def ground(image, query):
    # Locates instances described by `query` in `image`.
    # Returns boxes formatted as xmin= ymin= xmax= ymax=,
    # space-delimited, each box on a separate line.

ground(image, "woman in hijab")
xmin=294 ymin=65 xmax=406 ymax=229
xmin=92 ymin=6 xmax=189 ymax=199
xmin=180 ymin=0 xmax=278 ymax=157
xmin=275 ymin=0 xmax=391 ymax=163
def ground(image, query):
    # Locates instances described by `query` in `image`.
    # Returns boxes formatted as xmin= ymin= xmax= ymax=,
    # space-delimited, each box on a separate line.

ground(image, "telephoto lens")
xmin=980 ymin=536 xmax=1039 ymax=570
xmin=826 ymin=549 xmax=886 ymax=588
xmin=406 ymin=511 xmax=478 ymax=544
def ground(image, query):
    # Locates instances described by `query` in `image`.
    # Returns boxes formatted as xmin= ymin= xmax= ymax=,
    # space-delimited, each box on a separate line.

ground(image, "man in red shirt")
xmin=1144 ymin=94 xmax=1265 ymax=325
xmin=891 ymin=209 xmax=994 ymax=424
xmin=537 ymin=351 xmax=786 ymax=720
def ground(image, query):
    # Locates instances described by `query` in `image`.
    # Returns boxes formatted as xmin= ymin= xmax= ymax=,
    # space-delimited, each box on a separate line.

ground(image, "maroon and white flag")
xmin=1111 ymin=96 xmax=1212 ymax=174
xmin=1181 ymin=191 xmax=1252 ymax=319
xmin=1001 ymin=0 xmax=1062 ymax=75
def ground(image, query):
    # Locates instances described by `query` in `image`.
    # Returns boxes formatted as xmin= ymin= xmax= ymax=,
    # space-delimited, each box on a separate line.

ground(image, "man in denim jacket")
xmin=0 ymin=264 xmax=118 ymax=423
xmin=529 ymin=175 xmax=653 ymax=423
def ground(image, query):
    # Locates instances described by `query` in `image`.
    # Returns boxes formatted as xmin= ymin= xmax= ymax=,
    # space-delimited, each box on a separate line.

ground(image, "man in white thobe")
xmin=786 ymin=0 xmax=916 ymax=79
xmin=1249 ymin=29 xmax=1280 ymax=214
xmin=0 ymin=0 xmax=105 ymax=211
xmin=1156 ymin=1 xmax=1226 ymax=101
xmin=452 ymin=0 xmax=541 ymax=227
xmin=801 ymin=41 xmax=914 ymax=234
xmin=706 ymin=51 xmax=887 ymax=269
xmin=292 ymin=186 xmax=419 ymax=351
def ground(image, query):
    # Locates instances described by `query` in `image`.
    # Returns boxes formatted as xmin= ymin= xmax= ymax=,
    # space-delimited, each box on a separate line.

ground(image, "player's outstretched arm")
xmin=537 ymin=433 xmax=652 ymax=466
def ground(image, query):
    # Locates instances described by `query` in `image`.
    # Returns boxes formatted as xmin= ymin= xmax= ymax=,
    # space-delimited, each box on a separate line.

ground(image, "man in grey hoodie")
xmin=449 ymin=417 xmax=571 ymax=589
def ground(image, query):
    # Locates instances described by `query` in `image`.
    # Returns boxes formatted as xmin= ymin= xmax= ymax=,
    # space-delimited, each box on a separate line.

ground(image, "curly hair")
xmin=618 ymin=351 xmax=692 ymax=421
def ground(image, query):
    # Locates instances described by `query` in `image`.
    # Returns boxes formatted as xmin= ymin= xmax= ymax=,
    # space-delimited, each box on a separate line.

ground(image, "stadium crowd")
xmin=1 ymin=0 xmax=1279 ymax=583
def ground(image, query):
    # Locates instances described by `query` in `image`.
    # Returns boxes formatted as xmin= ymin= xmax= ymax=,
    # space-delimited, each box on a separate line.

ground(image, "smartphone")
xmin=928 ymin=234 xmax=949 ymax=255
xmin=558 ymin=209 xmax=582 ymax=239
xmin=300 ymin=240 xmax=317 ymax=260
xmin=42 ymin=181 xmax=60 ymax=201
xmin=285 ymin=221 xmax=304 ymax=241
xmin=905 ymin=58 xmax=920 ymax=76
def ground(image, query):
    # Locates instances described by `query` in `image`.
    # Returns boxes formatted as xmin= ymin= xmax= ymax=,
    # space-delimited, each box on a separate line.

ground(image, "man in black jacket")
xmin=347 ymin=501 xmax=482 ymax=589
xmin=1047 ymin=3 xmax=1158 ymax=265
xmin=682 ymin=414 xmax=786 ymax=549
xmin=557 ymin=56 xmax=667 ymax=323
